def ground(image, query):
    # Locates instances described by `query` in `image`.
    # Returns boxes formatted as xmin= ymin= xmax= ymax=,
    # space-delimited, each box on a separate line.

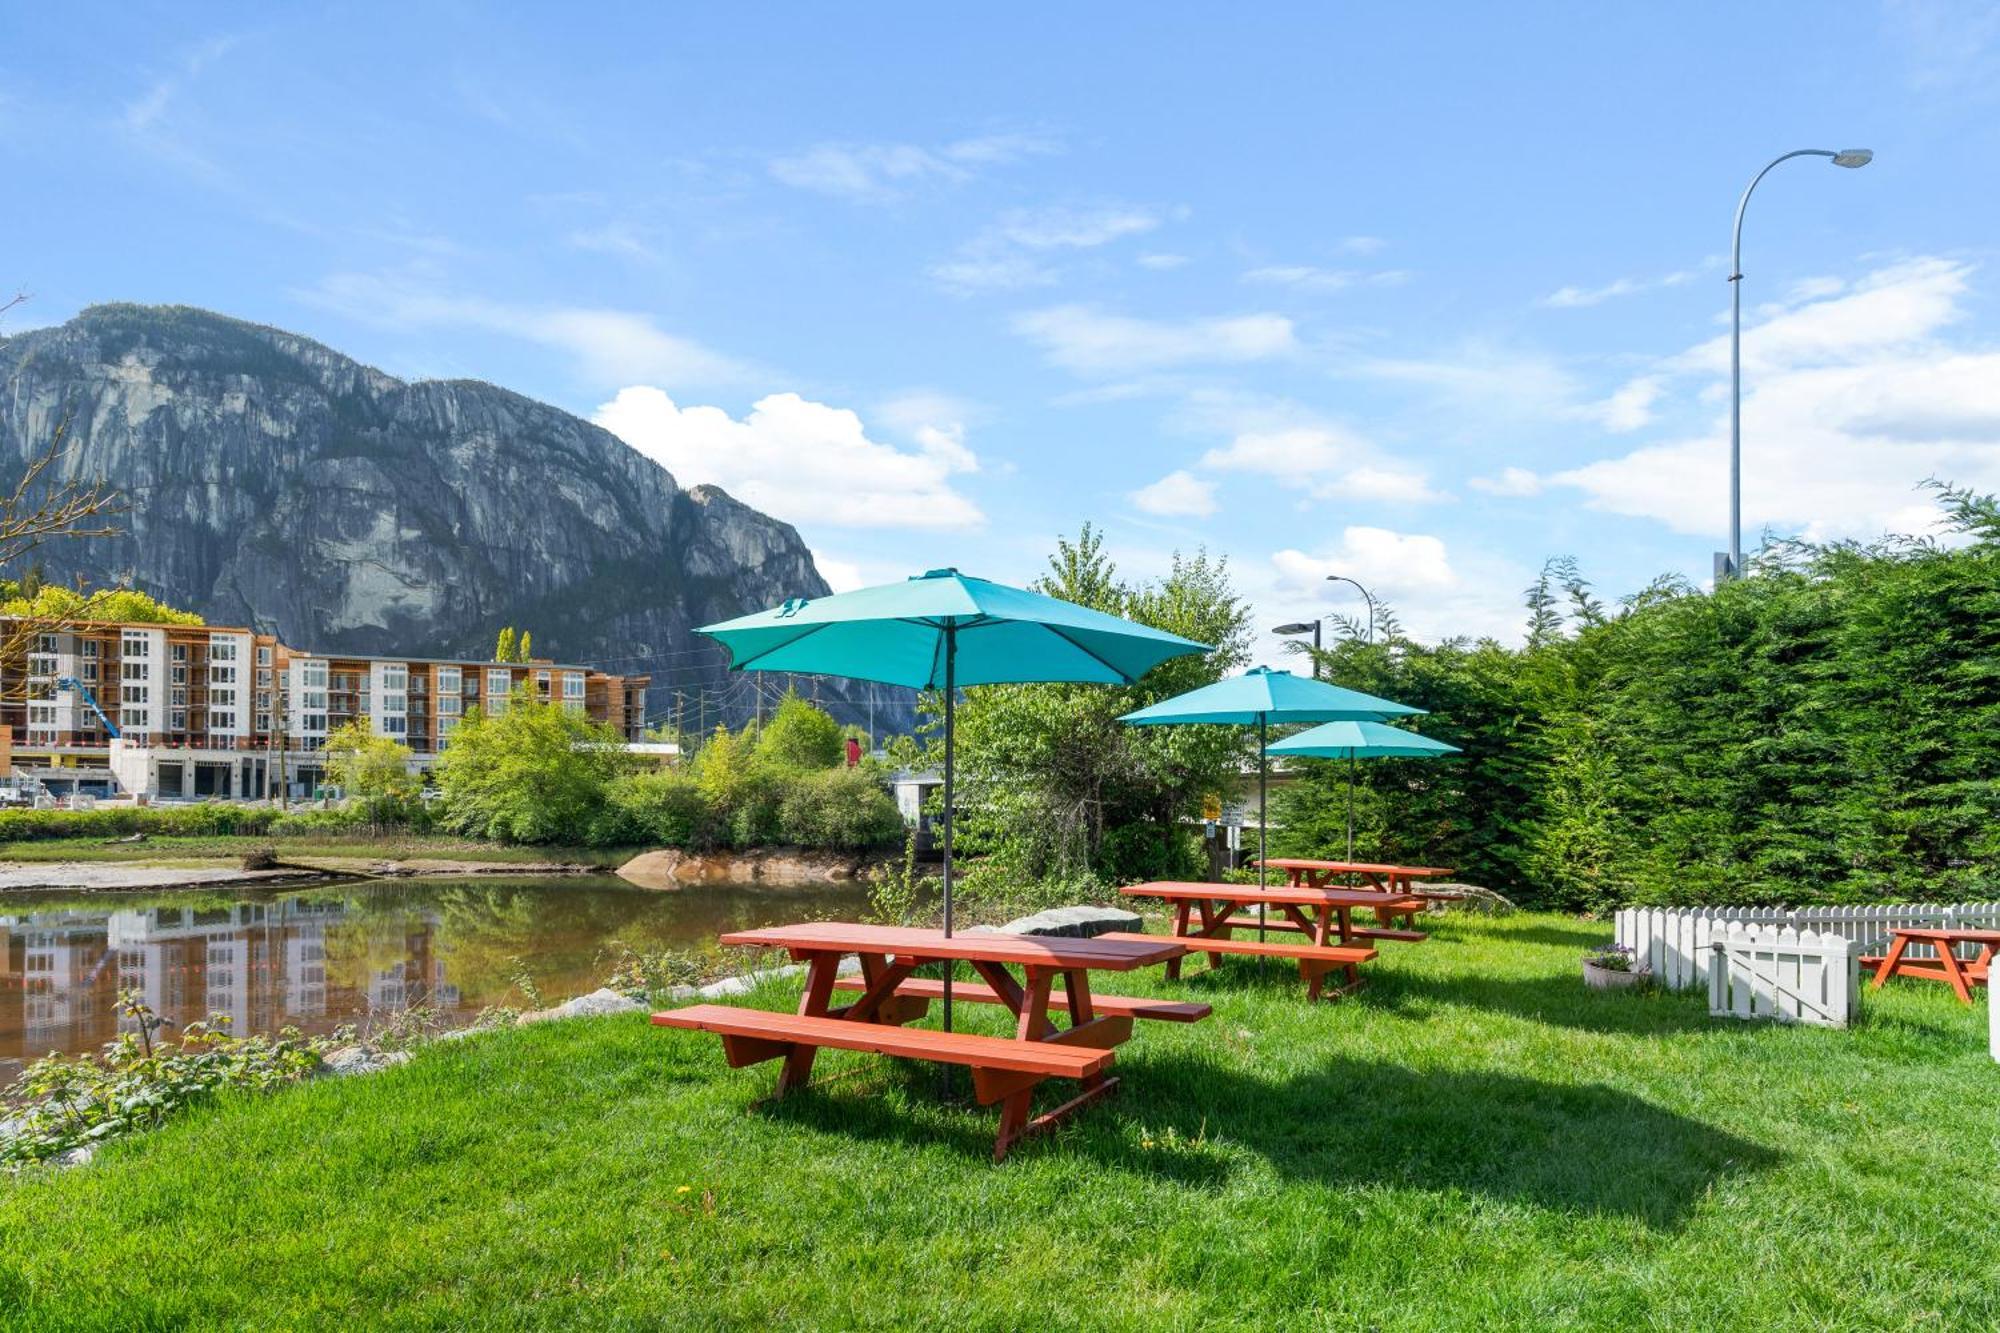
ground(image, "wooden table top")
xmin=1120 ymin=881 xmax=1427 ymax=911
xmin=1255 ymin=858 xmax=1453 ymax=877
xmin=717 ymin=921 xmax=1186 ymax=970
xmin=1887 ymin=927 xmax=2000 ymax=944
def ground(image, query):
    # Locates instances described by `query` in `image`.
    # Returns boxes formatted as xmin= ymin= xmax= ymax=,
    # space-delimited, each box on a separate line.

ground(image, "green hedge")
xmin=0 ymin=805 xmax=286 ymax=842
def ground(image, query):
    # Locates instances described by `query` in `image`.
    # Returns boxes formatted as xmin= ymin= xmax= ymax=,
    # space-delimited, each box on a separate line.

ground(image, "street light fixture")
xmin=1719 ymin=147 xmax=1872 ymax=581
xmin=1272 ymin=620 xmax=1320 ymax=678
xmin=1323 ymin=575 xmax=1376 ymax=644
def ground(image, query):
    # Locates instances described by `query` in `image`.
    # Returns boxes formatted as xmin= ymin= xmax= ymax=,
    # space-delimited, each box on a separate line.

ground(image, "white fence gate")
xmin=1615 ymin=903 xmax=2000 ymax=991
xmin=1707 ymin=926 xmax=1857 ymax=1027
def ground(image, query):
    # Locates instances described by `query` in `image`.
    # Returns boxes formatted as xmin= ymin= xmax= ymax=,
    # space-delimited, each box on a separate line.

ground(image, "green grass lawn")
xmin=0 ymin=834 xmax=626 ymax=866
xmin=4 ymin=912 xmax=1996 ymax=1330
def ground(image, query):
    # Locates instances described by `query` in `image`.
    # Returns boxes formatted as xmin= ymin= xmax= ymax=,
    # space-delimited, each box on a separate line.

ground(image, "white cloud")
xmin=1354 ymin=342 xmax=1582 ymax=421
xmin=122 ymin=35 xmax=237 ymax=133
xmin=769 ymin=132 xmax=1057 ymax=202
xmin=1541 ymin=263 xmax=1703 ymax=309
xmin=1137 ymin=253 xmax=1189 ymax=270
xmin=931 ymin=205 xmax=1162 ymax=293
xmin=1012 ymin=305 xmax=1297 ymax=374
xmin=1197 ymin=424 xmax=1446 ymax=505
xmin=1130 ymin=470 xmax=1217 ymax=517
xmin=810 ymin=550 xmax=867 ymax=592
xmin=594 ymin=386 xmax=983 ymax=530
xmin=1260 ymin=526 xmax=1530 ymax=645
xmin=1672 ymin=258 xmax=1969 ymax=376
xmin=1243 ymin=265 xmax=1409 ymax=292
xmin=1578 ymin=375 xmax=1665 ymax=433
xmin=1469 ymin=467 xmax=1545 ymax=497
xmin=1551 ymin=256 xmax=2000 ymax=542
xmin=303 ymin=271 xmax=752 ymax=388
xmin=1338 ymin=235 xmax=1387 ymax=255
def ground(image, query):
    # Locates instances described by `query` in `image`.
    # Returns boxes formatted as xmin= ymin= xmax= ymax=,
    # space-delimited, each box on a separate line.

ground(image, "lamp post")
xmin=1324 ymin=575 xmax=1376 ymax=643
xmin=1272 ymin=620 xmax=1321 ymax=678
xmin=1719 ymin=147 xmax=1872 ymax=580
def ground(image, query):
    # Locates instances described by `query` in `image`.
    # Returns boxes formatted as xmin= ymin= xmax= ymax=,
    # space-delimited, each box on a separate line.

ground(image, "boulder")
xmin=321 ymin=1046 xmax=414 ymax=1077
xmin=518 ymin=987 xmax=647 ymax=1024
xmin=996 ymin=905 xmax=1144 ymax=939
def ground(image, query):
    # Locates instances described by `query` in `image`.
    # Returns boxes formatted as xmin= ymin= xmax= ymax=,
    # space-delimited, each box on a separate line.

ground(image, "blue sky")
xmin=6 ymin=2 xmax=2000 ymax=658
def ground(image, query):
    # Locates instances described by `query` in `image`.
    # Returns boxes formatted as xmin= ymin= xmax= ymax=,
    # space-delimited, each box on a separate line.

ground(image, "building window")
xmin=381 ymin=692 xmax=406 ymax=715
xmin=485 ymin=669 xmax=512 ymax=704
xmin=438 ymin=693 xmax=460 ymax=717
xmin=122 ymin=685 xmax=148 ymax=705
xmin=122 ymin=634 xmax=150 ymax=658
xmin=171 ymin=643 xmax=188 ymax=663
xmin=562 ymin=673 xmax=586 ymax=700
xmin=171 ymin=687 xmax=187 ymax=706
xmin=171 ymin=665 xmax=186 ymax=685
xmin=302 ymin=713 xmax=326 ymax=732
xmin=80 ymin=640 xmax=98 ymax=659
xmin=437 ymin=666 xmax=460 ymax=695
xmin=211 ymin=688 xmax=236 ymax=707
xmin=380 ymin=716 xmax=407 ymax=736
xmin=207 ymin=711 xmax=232 ymax=731
xmin=257 ymin=645 xmax=272 ymax=666
xmin=210 ymin=665 xmax=236 ymax=685
xmin=382 ymin=664 xmax=408 ymax=691
xmin=209 ymin=638 xmax=237 ymax=662
xmin=302 ymin=660 xmax=328 ymax=688
xmin=257 ymin=713 xmax=272 ymax=732
xmin=81 ymin=662 xmax=98 ymax=682
xmin=171 ymin=711 xmax=187 ymax=730
xmin=120 ymin=709 xmax=149 ymax=731
xmin=256 ymin=669 xmax=272 ymax=688
xmin=123 ymin=662 xmax=147 ymax=682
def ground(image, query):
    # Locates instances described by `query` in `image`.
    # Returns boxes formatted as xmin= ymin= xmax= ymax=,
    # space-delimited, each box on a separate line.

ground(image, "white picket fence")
xmin=1706 ymin=925 xmax=1857 ymax=1027
xmin=1614 ymin=902 xmax=2000 ymax=991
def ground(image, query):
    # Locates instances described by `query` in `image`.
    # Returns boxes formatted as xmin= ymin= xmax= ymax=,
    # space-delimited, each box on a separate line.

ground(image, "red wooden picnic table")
xmin=652 ymin=922 xmax=1200 ymax=1161
xmin=1117 ymin=881 xmax=1426 ymax=1000
xmin=1257 ymin=858 xmax=1457 ymax=900
xmin=1867 ymin=927 xmax=2000 ymax=1004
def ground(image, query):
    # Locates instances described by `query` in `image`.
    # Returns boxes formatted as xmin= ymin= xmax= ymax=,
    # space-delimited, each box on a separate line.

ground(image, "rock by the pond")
xmin=519 ymin=987 xmax=646 ymax=1024
xmin=997 ymin=904 xmax=1143 ymax=939
xmin=56 ymin=1145 xmax=95 ymax=1168
xmin=322 ymin=1045 xmax=414 ymax=1078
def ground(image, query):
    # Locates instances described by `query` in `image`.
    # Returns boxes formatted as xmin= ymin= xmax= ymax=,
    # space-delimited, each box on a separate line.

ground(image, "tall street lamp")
xmin=1271 ymin=620 xmax=1321 ymax=677
xmin=1324 ymin=575 xmax=1376 ymax=643
xmin=1720 ymin=147 xmax=1872 ymax=580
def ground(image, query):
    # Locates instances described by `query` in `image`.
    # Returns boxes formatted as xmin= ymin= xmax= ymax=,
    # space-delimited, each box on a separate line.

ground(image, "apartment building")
xmin=0 ymin=619 xmax=649 ymax=800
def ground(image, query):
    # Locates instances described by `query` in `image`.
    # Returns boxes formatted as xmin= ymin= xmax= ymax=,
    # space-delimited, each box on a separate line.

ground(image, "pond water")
xmin=0 ymin=876 xmax=872 ymax=1078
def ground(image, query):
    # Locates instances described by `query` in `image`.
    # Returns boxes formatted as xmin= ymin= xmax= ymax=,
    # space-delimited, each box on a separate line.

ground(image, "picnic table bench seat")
xmin=829 ymin=976 xmax=1211 ymax=1023
xmin=1240 ymin=918 xmax=1430 ymax=944
xmin=1099 ymin=931 xmax=1377 ymax=1002
xmin=654 ymin=1003 xmax=1119 ymax=1101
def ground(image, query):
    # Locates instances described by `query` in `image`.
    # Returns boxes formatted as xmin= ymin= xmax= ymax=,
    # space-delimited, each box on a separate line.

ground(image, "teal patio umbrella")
xmin=1266 ymin=719 xmax=1461 ymax=859
xmin=699 ymin=568 xmax=1211 ymax=1030
xmin=1120 ymin=666 xmax=1422 ymax=932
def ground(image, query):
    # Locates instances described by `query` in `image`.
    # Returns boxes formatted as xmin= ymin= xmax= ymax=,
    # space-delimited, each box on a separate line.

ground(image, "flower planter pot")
xmin=1582 ymin=959 xmax=1642 ymax=991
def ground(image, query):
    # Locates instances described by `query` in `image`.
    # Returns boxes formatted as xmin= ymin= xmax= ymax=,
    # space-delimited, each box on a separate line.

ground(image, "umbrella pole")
xmin=941 ymin=625 xmax=956 ymax=1050
xmin=1258 ymin=715 xmax=1267 ymax=942
xmin=1346 ymin=752 xmax=1355 ymax=860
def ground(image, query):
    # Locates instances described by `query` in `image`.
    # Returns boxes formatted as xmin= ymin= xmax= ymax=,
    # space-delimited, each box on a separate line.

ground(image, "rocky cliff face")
xmin=0 ymin=304 xmax=863 ymax=724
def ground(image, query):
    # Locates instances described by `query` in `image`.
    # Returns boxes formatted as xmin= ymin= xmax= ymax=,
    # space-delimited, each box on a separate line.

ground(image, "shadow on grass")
xmin=1130 ymin=1050 xmax=1780 ymax=1228
xmin=733 ymin=1039 xmax=1776 ymax=1226
xmin=1459 ymin=920 xmax=1614 ymax=950
xmin=1365 ymin=967 xmax=1726 ymax=1036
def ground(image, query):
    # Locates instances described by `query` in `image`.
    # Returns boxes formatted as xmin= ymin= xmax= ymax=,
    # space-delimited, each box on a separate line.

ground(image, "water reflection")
xmin=0 ymin=876 xmax=871 ymax=1077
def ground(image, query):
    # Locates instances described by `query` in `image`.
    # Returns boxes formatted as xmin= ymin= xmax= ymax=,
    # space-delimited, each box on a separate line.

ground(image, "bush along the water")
xmin=1 ymin=993 xmax=347 ymax=1169
xmin=0 ymin=804 xmax=286 ymax=842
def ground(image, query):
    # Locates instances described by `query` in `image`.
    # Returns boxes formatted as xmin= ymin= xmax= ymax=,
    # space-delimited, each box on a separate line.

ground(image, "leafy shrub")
xmin=0 ymin=805 xmax=283 ymax=843
xmin=777 ymin=767 xmax=905 ymax=850
xmin=755 ymin=692 xmax=843 ymax=771
xmin=604 ymin=770 xmax=717 ymax=848
xmin=1 ymin=993 xmax=346 ymax=1168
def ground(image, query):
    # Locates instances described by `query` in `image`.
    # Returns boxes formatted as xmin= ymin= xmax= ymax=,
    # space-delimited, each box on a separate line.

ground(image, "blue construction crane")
xmin=55 ymin=676 xmax=121 ymax=739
